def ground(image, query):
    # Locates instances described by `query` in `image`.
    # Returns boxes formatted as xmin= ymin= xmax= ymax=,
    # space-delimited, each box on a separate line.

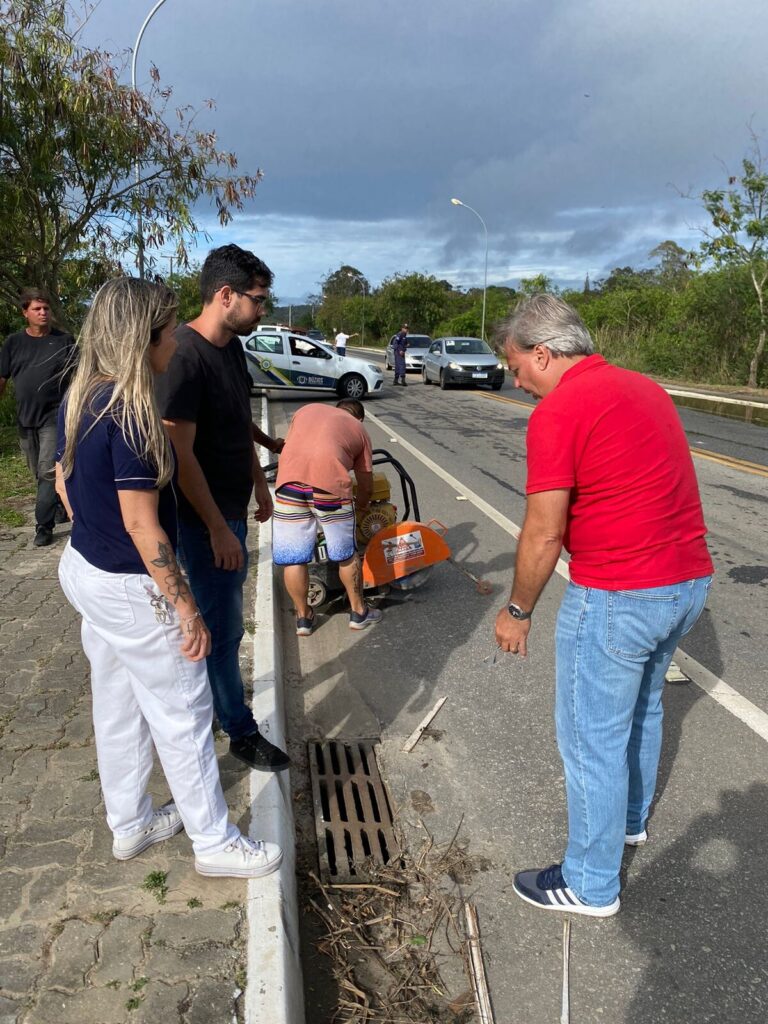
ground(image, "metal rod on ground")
xmin=401 ymin=696 xmax=447 ymax=753
xmin=448 ymin=556 xmax=493 ymax=594
xmin=464 ymin=901 xmax=495 ymax=1024
xmin=561 ymin=918 xmax=571 ymax=1024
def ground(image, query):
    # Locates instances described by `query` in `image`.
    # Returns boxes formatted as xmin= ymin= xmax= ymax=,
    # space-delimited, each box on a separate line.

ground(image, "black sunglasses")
xmin=233 ymin=290 xmax=269 ymax=308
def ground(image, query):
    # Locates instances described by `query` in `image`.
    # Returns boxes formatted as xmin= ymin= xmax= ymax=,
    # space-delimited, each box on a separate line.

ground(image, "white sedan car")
xmin=421 ymin=337 xmax=505 ymax=390
xmin=241 ymin=329 xmax=383 ymax=399
xmin=384 ymin=334 xmax=433 ymax=372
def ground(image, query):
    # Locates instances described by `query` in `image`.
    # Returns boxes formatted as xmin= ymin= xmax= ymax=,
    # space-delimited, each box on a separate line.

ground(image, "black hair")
xmin=19 ymin=287 xmax=50 ymax=310
xmin=199 ymin=244 xmax=274 ymax=303
xmin=335 ymin=399 xmax=365 ymax=421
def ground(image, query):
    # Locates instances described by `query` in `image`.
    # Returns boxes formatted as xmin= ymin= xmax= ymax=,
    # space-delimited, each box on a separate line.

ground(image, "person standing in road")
xmin=494 ymin=294 xmax=713 ymax=917
xmin=272 ymin=399 xmax=383 ymax=636
xmin=0 ymin=289 xmax=76 ymax=547
xmin=56 ymin=277 xmax=282 ymax=878
xmin=334 ymin=329 xmax=358 ymax=357
xmin=156 ymin=245 xmax=290 ymax=774
xmin=393 ymin=323 xmax=409 ymax=385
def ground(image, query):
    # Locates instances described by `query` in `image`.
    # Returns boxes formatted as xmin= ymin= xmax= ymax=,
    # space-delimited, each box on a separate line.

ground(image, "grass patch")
xmin=0 ymin=422 xmax=33 ymax=528
xmin=105 ymin=980 xmax=120 ymax=989
xmin=141 ymin=870 xmax=169 ymax=904
xmin=126 ymin=996 xmax=142 ymax=1011
xmin=79 ymin=768 xmax=100 ymax=782
xmin=186 ymin=897 xmax=202 ymax=909
xmin=131 ymin=977 xmax=149 ymax=992
xmin=243 ymin=618 xmax=255 ymax=635
xmin=92 ymin=908 xmax=120 ymax=925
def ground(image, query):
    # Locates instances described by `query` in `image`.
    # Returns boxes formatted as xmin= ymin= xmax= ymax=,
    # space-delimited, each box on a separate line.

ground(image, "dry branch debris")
xmin=304 ymin=824 xmax=482 ymax=1023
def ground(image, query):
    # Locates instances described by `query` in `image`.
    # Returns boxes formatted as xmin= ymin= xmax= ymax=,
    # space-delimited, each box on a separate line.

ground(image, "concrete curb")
xmin=245 ymin=399 xmax=305 ymax=1024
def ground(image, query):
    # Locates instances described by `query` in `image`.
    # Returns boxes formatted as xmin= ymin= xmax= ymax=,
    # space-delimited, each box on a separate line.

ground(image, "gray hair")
xmin=494 ymin=293 xmax=594 ymax=357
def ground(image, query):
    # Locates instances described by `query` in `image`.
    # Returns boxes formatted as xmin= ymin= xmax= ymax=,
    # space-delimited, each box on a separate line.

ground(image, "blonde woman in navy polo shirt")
xmin=55 ymin=278 xmax=282 ymax=879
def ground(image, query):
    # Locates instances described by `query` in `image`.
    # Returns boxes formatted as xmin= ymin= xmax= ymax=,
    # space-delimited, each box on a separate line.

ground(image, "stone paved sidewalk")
xmin=0 ymin=520 xmax=261 ymax=1024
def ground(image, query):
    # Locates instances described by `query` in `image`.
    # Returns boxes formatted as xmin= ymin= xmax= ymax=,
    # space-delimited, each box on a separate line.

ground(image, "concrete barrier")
xmin=245 ymin=399 xmax=305 ymax=1024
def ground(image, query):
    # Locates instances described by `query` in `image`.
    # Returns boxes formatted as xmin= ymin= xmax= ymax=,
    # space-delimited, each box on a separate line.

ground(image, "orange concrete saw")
xmin=308 ymin=449 xmax=452 ymax=606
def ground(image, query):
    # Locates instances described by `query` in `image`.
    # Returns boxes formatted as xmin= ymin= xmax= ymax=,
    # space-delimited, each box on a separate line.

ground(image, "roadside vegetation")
xmin=0 ymin=391 xmax=34 ymax=527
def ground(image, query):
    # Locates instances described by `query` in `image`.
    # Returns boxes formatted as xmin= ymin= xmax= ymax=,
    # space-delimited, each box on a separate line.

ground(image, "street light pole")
xmin=451 ymin=197 xmax=489 ymax=341
xmin=346 ymin=272 xmax=367 ymax=347
xmin=131 ymin=0 xmax=170 ymax=280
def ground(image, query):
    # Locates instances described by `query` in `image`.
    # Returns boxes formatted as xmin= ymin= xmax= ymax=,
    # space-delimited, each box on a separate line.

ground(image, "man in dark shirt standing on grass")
xmin=156 ymin=245 xmax=290 ymax=773
xmin=0 ymin=289 xmax=76 ymax=546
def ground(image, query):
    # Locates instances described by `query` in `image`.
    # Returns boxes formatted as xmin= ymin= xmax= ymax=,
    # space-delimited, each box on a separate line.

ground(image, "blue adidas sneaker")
xmin=513 ymin=863 xmax=620 ymax=917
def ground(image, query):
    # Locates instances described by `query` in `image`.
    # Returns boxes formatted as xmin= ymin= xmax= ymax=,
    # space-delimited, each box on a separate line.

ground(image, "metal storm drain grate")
xmin=308 ymin=740 xmax=397 ymax=883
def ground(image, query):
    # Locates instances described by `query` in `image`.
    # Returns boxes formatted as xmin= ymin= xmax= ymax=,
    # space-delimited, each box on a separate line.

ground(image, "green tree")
xmin=649 ymin=241 xmax=691 ymax=291
xmin=321 ymin=265 xmax=369 ymax=299
xmin=519 ymin=273 xmax=556 ymax=296
xmin=0 ymin=1 xmax=261 ymax=325
xmin=697 ymin=140 xmax=768 ymax=387
xmin=167 ymin=265 xmax=202 ymax=323
xmin=375 ymin=272 xmax=454 ymax=334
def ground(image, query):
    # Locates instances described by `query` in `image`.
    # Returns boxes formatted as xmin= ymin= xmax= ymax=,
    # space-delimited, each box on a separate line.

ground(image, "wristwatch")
xmin=507 ymin=602 xmax=532 ymax=621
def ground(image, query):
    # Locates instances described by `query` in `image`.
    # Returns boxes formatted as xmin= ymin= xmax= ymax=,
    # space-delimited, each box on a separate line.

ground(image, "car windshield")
xmin=406 ymin=336 xmax=431 ymax=348
xmin=444 ymin=338 xmax=492 ymax=355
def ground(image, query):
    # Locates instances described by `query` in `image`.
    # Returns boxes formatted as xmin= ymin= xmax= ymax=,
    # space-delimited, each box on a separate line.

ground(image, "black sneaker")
xmin=229 ymin=731 xmax=290 ymax=772
xmin=513 ymin=863 xmax=620 ymax=917
xmin=296 ymin=610 xmax=315 ymax=637
xmin=33 ymin=527 xmax=53 ymax=547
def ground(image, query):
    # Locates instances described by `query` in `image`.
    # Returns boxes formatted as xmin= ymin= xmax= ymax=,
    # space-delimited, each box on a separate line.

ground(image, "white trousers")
xmin=58 ymin=543 xmax=239 ymax=856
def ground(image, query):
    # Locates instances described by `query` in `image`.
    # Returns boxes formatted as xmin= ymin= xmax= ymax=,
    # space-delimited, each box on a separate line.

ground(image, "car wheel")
xmin=491 ymin=380 xmax=503 ymax=391
xmin=422 ymin=366 xmax=431 ymax=385
xmin=439 ymin=370 xmax=450 ymax=390
xmin=307 ymin=576 xmax=327 ymax=608
xmin=337 ymin=373 xmax=367 ymax=400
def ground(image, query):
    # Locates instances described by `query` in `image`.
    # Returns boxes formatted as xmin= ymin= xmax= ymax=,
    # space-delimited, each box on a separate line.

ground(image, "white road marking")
xmin=366 ymin=408 xmax=768 ymax=745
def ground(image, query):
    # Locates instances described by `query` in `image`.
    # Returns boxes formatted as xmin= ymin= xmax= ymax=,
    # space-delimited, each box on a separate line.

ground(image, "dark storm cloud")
xmin=84 ymin=0 xmax=768 ymax=296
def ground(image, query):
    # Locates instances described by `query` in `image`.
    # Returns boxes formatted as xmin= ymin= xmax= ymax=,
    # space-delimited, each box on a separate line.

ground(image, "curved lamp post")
xmin=131 ymin=0 xmax=170 ymax=279
xmin=346 ymin=272 xmax=367 ymax=347
xmin=451 ymin=197 xmax=488 ymax=341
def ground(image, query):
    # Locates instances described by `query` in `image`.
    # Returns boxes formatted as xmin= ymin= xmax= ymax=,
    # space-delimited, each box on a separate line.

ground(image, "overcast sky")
xmin=83 ymin=0 xmax=768 ymax=301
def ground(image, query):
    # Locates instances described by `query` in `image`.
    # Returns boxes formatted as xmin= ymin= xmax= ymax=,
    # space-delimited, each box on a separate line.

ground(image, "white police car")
xmin=240 ymin=328 xmax=383 ymax=399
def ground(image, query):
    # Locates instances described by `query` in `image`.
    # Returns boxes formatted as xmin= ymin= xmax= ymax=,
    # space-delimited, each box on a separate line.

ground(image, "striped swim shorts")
xmin=272 ymin=483 xmax=357 ymax=565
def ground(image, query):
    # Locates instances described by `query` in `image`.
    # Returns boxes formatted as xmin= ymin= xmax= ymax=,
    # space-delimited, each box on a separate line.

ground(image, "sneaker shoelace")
xmin=227 ymin=837 xmax=267 ymax=858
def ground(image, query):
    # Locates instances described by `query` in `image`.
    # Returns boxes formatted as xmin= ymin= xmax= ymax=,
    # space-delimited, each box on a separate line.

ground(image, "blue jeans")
xmin=555 ymin=576 xmax=711 ymax=906
xmin=178 ymin=517 xmax=257 ymax=742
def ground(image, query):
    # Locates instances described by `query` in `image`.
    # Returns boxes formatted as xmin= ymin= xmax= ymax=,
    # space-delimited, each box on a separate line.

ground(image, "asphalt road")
xmin=265 ymin=364 xmax=768 ymax=1024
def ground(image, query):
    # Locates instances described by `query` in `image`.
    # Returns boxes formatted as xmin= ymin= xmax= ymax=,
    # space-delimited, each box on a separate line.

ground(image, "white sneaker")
xmin=625 ymin=829 xmax=648 ymax=846
xmin=112 ymin=802 xmax=184 ymax=860
xmin=195 ymin=836 xmax=283 ymax=878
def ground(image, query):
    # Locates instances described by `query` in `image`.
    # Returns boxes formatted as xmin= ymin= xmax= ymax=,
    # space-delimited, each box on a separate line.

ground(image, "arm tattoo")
xmin=150 ymin=541 xmax=192 ymax=605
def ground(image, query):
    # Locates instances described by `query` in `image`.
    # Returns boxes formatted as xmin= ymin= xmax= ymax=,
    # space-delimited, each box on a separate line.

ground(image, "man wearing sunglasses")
xmin=157 ymin=245 xmax=289 ymax=773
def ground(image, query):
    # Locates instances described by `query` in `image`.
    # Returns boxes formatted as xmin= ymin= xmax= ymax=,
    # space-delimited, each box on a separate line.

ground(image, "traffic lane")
xmin=684 ymin=458 xmax=768 ymax=698
xmin=362 ymin=349 xmax=768 ymax=468
xmin=272 ymin=400 xmax=768 ymax=1024
xmin=358 ymin=382 xmax=768 ymax=712
xmin=263 ymin=384 xmax=767 ymax=709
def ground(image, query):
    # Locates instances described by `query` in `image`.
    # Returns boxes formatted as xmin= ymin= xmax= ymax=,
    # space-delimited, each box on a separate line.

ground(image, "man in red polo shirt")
xmin=494 ymin=294 xmax=713 ymax=917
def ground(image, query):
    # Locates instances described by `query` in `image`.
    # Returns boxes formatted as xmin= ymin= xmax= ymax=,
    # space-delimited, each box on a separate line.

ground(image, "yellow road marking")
xmin=690 ymin=448 xmax=768 ymax=478
xmin=473 ymin=390 xmax=768 ymax=478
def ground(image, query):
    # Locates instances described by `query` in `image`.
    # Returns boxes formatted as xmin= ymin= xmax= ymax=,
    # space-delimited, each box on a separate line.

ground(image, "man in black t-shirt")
xmin=0 ymin=289 xmax=76 ymax=546
xmin=157 ymin=245 xmax=290 ymax=773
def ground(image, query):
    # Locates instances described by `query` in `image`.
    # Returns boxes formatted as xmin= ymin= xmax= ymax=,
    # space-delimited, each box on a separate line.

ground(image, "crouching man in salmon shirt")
xmin=494 ymin=294 xmax=713 ymax=917
xmin=273 ymin=399 xmax=383 ymax=636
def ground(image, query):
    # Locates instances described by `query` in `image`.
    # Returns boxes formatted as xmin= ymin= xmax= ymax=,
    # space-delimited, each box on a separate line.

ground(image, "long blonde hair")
xmin=61 ymin=277 xmax=178 ymax=487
